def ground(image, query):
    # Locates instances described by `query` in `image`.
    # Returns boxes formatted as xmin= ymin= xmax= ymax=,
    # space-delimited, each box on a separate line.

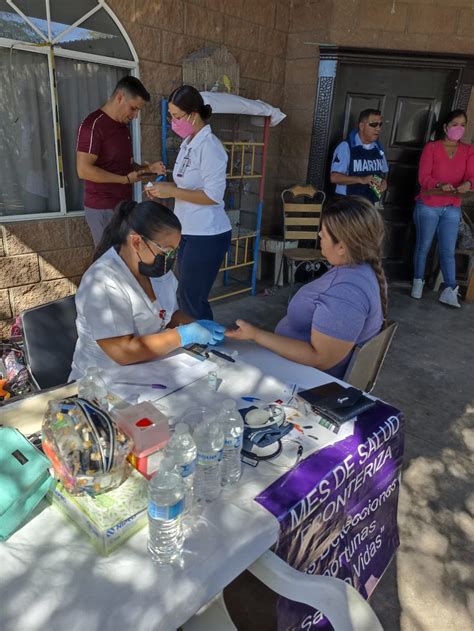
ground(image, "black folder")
xmin=297 ymin=382 xmax=376 ymax=425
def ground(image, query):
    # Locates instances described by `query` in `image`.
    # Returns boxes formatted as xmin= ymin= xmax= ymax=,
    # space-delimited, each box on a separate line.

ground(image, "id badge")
xmin=176 ymin=149 xmax=191 ymax=178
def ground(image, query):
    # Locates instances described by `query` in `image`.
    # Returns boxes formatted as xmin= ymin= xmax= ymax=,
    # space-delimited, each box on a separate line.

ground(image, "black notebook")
xmin=297 ymin=382 xmax=376 ymax=425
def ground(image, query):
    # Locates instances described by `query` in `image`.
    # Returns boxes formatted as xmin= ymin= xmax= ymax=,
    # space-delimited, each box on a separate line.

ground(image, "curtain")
xmin=0 ymin=48 xmax=128 ymax=216
xmin=0 ymin=48 xmax=59 ymax=216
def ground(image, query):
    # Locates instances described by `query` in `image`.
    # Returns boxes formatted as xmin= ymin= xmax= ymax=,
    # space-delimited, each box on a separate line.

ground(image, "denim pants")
xmin=413 ymin=201 xmax=460 ymax=288
xmin=177 ymin=231 xmax=232 ymax=320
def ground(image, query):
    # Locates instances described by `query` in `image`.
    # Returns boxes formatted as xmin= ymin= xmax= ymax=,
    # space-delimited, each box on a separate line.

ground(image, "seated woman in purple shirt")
xmin=226 ymin=196 xmax=387 ymax=379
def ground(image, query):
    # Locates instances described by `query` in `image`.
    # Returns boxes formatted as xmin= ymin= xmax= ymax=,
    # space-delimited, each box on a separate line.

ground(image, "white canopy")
xmin=201 ymin=91 xmax=286 ymax=127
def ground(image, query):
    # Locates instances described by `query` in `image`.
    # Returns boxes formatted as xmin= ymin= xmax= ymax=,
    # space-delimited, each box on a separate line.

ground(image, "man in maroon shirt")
xmin=76 ymin=76 xmax=165 ymax=245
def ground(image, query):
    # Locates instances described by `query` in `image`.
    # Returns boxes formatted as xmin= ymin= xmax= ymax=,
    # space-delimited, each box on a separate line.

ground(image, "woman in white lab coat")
xmin=147 ymin=85 xmax=232 ymax=320
xmin=69 ymin=200 xmax=225 ymax=380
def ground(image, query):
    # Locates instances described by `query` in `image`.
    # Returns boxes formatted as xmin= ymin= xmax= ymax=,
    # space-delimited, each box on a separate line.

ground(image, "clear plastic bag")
xmin=42 ymin=398 xmax=132 ymax=496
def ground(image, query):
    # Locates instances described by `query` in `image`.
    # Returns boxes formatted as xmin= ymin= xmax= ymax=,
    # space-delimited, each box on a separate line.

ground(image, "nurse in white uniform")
xmin=69 ymin=200 xmax=225 ymax=380
xmin=147 ymin=85 xmax=232 ymax=320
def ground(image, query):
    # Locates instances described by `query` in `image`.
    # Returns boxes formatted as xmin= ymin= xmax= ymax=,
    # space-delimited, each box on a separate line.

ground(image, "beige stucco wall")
xmin=279 ymin=0 xmax=474 ymax=195
xmin=1 ymin=0 xmax=473 ymax=335
xmin=0 ymin=219 xmax=93 ymax=336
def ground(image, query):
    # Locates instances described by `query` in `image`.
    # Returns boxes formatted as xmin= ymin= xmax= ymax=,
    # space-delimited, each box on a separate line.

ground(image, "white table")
xmin=1 ymin=342 xmax=335 ymax=631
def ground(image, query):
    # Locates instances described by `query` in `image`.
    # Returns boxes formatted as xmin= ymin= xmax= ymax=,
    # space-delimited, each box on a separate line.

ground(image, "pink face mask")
xmin=171 ymin=116 xmax=194 ymax=139
xmin=446 ymin=125 xmax=465 ymax=142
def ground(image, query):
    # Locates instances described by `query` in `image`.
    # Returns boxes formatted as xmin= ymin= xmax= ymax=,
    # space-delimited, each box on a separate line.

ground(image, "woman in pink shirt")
xmin=412 ymin=109 xmax=474 ymax=308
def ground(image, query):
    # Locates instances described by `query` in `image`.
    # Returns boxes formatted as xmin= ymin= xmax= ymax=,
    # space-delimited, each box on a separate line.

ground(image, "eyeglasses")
xmin=166 ymin=111 xmax=189 ymax=123
xmin=144 ymin=238 xmax=178 ymax=259
xmin=367 ymin=121 xmax=383 ymax=128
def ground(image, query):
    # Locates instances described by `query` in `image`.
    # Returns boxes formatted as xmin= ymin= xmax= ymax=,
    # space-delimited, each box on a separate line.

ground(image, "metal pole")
xmin=251 ymin=116 xmax=271 ymax=295
xmin=161 ymin=98 xmax=169 ymax=168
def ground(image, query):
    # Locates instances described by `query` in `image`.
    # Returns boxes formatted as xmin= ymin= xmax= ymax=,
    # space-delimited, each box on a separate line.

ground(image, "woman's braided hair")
xmin=322 ymin=195 xmax=388 ymax=321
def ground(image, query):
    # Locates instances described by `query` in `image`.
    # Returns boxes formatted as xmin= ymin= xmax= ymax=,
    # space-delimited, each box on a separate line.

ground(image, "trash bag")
xmin=457 ymin=212 xmax=474 ymax=250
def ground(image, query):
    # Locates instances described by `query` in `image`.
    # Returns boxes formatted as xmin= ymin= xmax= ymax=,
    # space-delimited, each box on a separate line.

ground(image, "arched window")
xmin=0 ymin=0 xmax=139 ymax=220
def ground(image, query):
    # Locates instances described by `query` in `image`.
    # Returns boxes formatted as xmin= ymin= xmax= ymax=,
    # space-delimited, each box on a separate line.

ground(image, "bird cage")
xmin=182 ymin=46 xmax=239 ymax=94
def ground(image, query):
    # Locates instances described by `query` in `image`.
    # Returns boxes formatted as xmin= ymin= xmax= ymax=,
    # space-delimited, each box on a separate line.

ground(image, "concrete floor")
xmin=212 ymin=282 xmax=474 ymax=631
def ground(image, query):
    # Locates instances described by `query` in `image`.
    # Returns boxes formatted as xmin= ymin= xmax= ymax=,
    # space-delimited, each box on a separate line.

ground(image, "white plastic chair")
xmin=183 ymin=549 xmax=383 ymax=631
xmin=182 ymin=592 xmax=236 ymax=631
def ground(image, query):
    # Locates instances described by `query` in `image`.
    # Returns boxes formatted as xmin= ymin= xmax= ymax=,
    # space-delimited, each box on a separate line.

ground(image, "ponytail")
xmin=370 ymin=258 xmax=388 ymax=322
xmin=93 ymin=199 xmax=181 ymax=262
xmin=94 ymin=201 xmax=136 ymax=261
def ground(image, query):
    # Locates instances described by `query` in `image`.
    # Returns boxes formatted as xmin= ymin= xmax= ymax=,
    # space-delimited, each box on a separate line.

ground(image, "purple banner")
xmin=255 ymin=402 xmax=404 ymax=630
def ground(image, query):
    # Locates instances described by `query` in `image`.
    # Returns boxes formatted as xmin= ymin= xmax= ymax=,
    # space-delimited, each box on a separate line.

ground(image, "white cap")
xmin=175 ymin=422 xmax=189 ymax=434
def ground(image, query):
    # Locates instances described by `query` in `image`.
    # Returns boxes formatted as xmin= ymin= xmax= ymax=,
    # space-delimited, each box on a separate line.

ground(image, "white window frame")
xmin=0 ymin=0 xmax=141 ymax=222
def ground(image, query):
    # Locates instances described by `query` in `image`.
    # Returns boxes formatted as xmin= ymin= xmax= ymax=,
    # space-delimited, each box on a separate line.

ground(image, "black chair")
xmin=21 ymin=295 xmax=78 ymax=389
xmin=343 ymin=321 xmax=398 ymax=393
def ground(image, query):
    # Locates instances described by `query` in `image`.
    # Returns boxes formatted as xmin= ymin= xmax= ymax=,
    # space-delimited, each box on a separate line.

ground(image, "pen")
xmin=114 ymin=382 xmax=167 ymax=389
xmin=207 ymin=349 xmax=235 ymax=363
xmin=295 ymin=444 xmax=304 ymax=465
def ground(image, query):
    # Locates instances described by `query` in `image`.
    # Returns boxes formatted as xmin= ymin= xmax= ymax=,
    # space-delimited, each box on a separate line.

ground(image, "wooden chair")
xmin=281 ymin=184 xmax=327 ymax=298
xmin=343 ymin=321 xmax=398 ymax=393
xmin=433 ymin=248 xmax=474 ymax=302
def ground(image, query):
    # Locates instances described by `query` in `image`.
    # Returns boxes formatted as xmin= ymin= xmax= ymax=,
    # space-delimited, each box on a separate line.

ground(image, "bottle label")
xmin=218 ymin=448 xmax=223 ymax=462
xmin=180 ymin=459 xmax=196 ymax=478
xmin=224 ymin=436 xmax=242 ymax=449
xmin=148 ymin=498 xmax=184 ymax=521
xmin=197 ymin=452 xmax=219 ymax=466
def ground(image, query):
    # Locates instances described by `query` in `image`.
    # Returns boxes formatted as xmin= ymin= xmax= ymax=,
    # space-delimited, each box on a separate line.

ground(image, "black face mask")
xmin=138 ymin=253 xmax=175 ymax=278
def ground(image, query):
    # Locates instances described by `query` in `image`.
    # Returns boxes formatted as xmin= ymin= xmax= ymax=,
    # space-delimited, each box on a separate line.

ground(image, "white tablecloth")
xmin=0 ymin=342 xmax=336 ymax=631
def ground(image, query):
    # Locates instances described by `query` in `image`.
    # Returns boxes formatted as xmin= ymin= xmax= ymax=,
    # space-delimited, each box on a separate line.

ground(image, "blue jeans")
xmin=177 ymin=231 xmax=232 ymax=320
xmin=413 ymin=202 xmax=460 ymax=289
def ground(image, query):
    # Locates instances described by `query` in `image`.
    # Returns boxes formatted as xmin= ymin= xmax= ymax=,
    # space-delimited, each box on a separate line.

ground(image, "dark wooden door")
xmin=327 ymin=63 xmax=459 ymax=279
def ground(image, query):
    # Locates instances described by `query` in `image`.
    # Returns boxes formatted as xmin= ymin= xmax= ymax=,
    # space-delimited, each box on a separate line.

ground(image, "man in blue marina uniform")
xmin=330 ymin=109 xmax=389 ymax=204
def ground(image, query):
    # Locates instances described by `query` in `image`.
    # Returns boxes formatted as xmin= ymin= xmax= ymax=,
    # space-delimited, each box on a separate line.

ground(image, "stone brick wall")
xmin=278 ymin=0 xmax=474 ymax=194
xmin=0 ymin=218 xmax=93 ymax=336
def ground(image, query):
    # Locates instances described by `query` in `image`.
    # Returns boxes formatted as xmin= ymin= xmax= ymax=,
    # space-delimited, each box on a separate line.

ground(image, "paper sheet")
xmin=101 ymin=353 xmax=217 ymax=404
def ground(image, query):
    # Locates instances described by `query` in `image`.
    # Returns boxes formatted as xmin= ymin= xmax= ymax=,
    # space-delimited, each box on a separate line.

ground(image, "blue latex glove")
xmin=177 ymin=322 xmax=223 ymax=347
xmin=196 ymin=320 xmax=226 ymax=346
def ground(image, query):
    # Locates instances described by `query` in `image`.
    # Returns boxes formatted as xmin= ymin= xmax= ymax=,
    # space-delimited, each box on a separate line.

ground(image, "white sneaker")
xmin=411 ymin=278 xmax=424 ymax=299
xmin=439 ymin=285 xmax=461 ymax=308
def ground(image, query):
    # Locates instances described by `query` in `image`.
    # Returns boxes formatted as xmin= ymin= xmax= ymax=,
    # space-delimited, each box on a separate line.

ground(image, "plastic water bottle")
xmin=77 ymin=367 xmax=96 ymax=399
xmin=147 ymin=455 xmax=185 ymax=564
xmin=164 ymin=422 xmax=196 ymax=514
xmin=193 ymin=420 xmax=224 ymax=503
xmin=219 ymin=399 xmax=244 ymax=485
xmin=78 ymin=367 xmax=108 ymax=409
